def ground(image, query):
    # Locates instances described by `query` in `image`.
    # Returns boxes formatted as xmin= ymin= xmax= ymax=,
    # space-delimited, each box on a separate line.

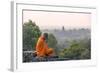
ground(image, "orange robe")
xmin=36 ymin=36 xmax=54 ymax=57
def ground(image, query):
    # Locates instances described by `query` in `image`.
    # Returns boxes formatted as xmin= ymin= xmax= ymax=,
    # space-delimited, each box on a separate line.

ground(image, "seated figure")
xmin=35 ymin=33 xmax=55 ymax=58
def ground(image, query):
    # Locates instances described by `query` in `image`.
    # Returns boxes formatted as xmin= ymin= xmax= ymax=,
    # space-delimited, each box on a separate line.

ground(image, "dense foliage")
xmin=48 ymin=33 xmax=58 ymax=48
xmin=23 ymin=20 xmax=41 ymax=51
xmin=59 ymin=39 xmax=91 ymax=59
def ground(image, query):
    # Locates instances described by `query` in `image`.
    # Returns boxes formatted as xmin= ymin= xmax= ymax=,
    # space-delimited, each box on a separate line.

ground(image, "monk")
xmin=35 ymin=33 xmax=55 ymax=58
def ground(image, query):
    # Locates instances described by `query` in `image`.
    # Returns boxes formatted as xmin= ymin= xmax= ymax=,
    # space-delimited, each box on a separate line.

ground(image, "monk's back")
xmin=36 ymin=36 xmax=48 ymax=57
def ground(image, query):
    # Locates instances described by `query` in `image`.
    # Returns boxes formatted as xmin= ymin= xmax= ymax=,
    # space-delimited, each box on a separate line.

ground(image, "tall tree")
xmin=48 ymin=33 xmax=57 ymax=48
xmin=23 ymin=20 xmax=41 ymax=51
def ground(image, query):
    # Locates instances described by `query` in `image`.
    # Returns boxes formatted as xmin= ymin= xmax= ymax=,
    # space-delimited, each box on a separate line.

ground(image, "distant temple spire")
xmin=62 ymin=26 xmax=65 ymax=31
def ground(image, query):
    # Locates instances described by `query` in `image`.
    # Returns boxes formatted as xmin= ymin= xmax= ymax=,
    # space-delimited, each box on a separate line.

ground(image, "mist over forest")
xmin=42 ymin=28 xmax=90 ymax=49
xmin=23 ymin=20 xmax=91 ymax=62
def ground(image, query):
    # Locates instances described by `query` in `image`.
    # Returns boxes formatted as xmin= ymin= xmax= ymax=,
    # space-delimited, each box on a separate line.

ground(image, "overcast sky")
xmin=23 ymin=10 xmax=91 ymax=30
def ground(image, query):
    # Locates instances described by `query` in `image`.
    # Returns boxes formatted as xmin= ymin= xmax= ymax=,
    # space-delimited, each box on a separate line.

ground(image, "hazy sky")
xmin=23 ymin=10 xmax=91 ymax=30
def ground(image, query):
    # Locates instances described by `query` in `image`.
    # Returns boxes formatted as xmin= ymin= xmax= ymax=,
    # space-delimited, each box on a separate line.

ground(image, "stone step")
xmin=32 ymin=57 xmax=70 ymax=62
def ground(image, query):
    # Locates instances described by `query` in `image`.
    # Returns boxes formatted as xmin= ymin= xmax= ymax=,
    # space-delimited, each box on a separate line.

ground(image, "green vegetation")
xmin=48 ymin=33 xmax=58 ymax=48
xmin=23 ymin=20 xmax=41 ymax=51
xmin=47 ymin=33 xmax=58 ymax=55
xmin=59 ymin=39 xmax=91 ymax=59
